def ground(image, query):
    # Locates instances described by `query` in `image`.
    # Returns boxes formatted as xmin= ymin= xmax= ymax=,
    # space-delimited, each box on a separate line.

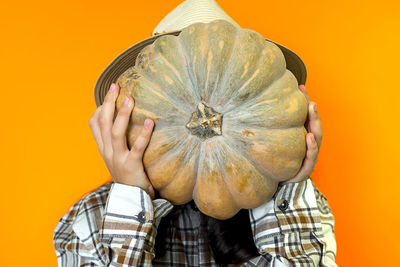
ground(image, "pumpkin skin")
xmin=114 ymin=19 xmax=308 ymax=219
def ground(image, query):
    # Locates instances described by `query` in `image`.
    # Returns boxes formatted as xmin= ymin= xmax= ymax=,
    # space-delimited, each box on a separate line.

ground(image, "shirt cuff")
xmin=274 ymin=176 xmax=322 ymax=234
xmin=101 ymin=182 xmax=173 ymax=238
xmin=107 ymin=183 xmax=152 ymax=219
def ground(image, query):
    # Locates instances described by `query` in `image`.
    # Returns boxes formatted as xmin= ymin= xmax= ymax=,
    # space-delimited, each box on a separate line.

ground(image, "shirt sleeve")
xmin=248 ymin=176 xmax=337 ymax=267
xmin=53 ymin=182 xmax=174 ymax=266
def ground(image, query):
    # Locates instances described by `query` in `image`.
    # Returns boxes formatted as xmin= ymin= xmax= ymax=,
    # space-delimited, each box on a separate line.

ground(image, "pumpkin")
xmin=114 ymin=19 xmax=308 ymax=219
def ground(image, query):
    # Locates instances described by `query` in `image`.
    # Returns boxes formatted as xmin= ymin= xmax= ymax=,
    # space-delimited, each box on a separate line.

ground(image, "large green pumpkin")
xmin=115 ymin=19 xmax=308 ymax=219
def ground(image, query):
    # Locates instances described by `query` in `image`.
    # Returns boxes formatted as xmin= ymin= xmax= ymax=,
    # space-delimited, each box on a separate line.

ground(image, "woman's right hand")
xmin=89 ymin=83 xmax=156 ymax=199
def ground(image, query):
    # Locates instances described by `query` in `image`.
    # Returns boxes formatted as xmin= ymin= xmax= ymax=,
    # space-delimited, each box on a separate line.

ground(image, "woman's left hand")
xmin=280 ymin=85 xmax=322 ymax=184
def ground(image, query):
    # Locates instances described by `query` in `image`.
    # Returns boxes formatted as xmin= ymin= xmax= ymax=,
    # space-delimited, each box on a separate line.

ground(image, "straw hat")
xmin=94 ymin=0 xmax=307 ymax=107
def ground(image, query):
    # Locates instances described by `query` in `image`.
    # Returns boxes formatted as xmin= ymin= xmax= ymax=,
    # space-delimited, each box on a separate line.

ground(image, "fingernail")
xmin=110 ymin=83 xmax=117 ymax=92
xmin=313 ymin=103 xmax=317 ymax=112
xmin=123 ymin=96 xmax=131 ymax=107
xmin=310 ymin=134 xmax=316 ymax=143
xmin=144 ymin=119 xmax=152 ymax=129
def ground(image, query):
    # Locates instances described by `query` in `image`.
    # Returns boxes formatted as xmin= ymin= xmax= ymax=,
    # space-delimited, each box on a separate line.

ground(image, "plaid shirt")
xmin=53 ymin=176 xmax=337 ymax=266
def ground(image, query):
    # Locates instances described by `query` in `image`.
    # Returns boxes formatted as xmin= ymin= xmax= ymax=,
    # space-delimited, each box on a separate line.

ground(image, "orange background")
xmin=1 ymin=0 xmax=399 ymax=266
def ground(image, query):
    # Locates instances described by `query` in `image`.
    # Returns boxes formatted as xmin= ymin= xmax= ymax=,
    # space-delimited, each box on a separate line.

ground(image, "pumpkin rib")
xmin=124 ymin=79 xmax=191 ymax=128
xmin=207 ymin=28 xmax=253 ymax=108
xmin=192 ymin=139 xmax=241 ymax=219
xmin=220 ymin=135 xmax=282 ymax=182
xmin=208 ymin=29 xmax=285 ymax=113
xmin=205 ymin=22 xmax=239 ymax=104
xmin=218 ymin=138 xmax=278 ymax=209
xmin=141 ymin=125 xmax=189 ymax=167
xmin=208 ymin=71 xmax=220 ymax=106
xmin=146 ymin=134 xmax=200 ymax=190
xmin=179 ymin=20 xmax=239 ymax=105
xmin=120 ymin=67 xmax=190 ymax=116
xmin=218 ymin=57 xmax=265 ymax=111
xmin=152 ymin=36 xmax=201 ymax=111
xmin=223 ymin=66 xmax=289 ymax=116
xmin=222 ymin=125 xmax=307 ymax=181
xmin=156 ymin=136 xmax=200 ymax=204
xmin=224 ymin=71 xmax=307 ymax=130
xmin=193 ymin=139 xmax=205 ymax=195
xmin=219 ymin=43 xmax=287 ymax=114
xmin=195 ymin=23 xmax=211 ymax=102
xmin=132 ymin=37 xmax=198 ymax=115
xmin=176 ymin=35 xmax=202 ymax=103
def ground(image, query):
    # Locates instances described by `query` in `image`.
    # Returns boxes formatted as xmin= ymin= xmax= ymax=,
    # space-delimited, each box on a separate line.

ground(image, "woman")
xmin=53 ymin=82 xmax=337 ymax=266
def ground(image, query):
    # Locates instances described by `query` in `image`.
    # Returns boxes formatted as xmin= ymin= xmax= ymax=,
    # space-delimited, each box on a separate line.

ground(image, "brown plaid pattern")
xmin=53 ymin=177 xmax=337 ymax=266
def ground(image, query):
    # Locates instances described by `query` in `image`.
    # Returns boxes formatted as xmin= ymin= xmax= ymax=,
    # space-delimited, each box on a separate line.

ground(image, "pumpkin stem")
xmin=186 ymin=102 xmax=223 ymax=141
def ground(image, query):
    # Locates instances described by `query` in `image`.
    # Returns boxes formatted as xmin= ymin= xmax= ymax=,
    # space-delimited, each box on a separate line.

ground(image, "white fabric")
xmin=271 ymin=257 xmax=289 ymax=267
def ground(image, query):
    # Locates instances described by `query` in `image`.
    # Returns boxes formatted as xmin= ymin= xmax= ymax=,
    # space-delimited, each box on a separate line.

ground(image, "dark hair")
xmin=154 ymin=199 xmax=259 ymax=265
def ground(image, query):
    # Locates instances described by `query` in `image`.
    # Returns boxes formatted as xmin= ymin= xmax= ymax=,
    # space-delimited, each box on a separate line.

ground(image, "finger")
xmin=299 ymin=133 xmax=319 ymax=177
xmin=307 ymin=101 xmax=322 ymax=149
xmin=280 ymin=133 xmax=319 ymax=184
xmin=89 ymin=106 xmax=104 ymax=152
xmin=127 ymin=119 xmax=155 ymax=161
xmin=99 ymin=83 xmax=119 ymax=158
xmin=299 ymin=85 xmax=311 ymax=103
xmin=111 ymin=96 xmax=134 ymax=156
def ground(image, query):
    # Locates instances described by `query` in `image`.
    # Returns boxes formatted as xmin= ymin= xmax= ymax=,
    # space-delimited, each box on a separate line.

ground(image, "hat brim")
xmin=94 ymin=30 xmax=307 ymax=107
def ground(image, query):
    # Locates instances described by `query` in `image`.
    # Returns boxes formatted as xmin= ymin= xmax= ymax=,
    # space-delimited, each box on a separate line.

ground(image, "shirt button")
xmin=137 ymin=211 xmax=147 ymax=223
xmin=278 ymin=199 xmax=289 ymax=211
